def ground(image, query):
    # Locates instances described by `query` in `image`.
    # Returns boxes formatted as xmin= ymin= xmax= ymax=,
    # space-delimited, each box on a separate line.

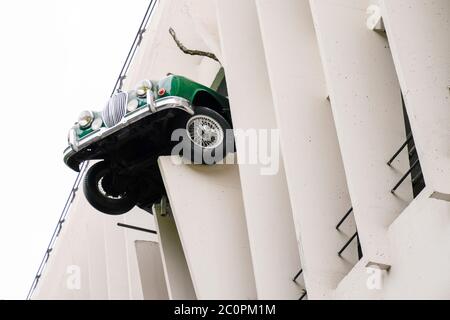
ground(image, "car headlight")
xmin=135 ymin=79 xmax=153 ymax=98
xmin=91 ymin=117 xmax=103 ymax=130
xmin=127 ymin=98 xmax=139 ymax=112
xmin=78 ymin=110 xmax=94 ymax=129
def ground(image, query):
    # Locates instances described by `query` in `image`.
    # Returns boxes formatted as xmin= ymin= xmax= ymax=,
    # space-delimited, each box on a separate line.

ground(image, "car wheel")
xmin=183 ymin=107 xmax=232 ymax=164
xmin=83 ymin=161 xmax=138 ymax=215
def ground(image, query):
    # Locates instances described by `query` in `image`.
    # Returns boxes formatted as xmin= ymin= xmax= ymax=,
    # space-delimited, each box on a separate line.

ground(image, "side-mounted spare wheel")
xmin=83 ymin=161 xmax=138 ymax=215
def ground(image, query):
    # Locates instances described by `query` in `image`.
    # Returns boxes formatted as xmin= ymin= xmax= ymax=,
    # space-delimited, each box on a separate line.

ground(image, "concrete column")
xmin=158 ymin=156 xmax=256 ymax=299
xmin=122 ymin=208 xmax=159 ymax=299
xmin=381 ymin=0 xmax=450 ymax=195
xmin=215 ymin=0 xmax=302 ymax=299
xmin=334 ymin=186 xmax=450 ymax=299
xmin=134 ymin=240 xmax=169 ymax=300
xmin=85 ymin=210 xmax=109 ymax=299
xmin=153 ymin=202 xmax=196 ymax=300
xmin=309 ymin=0 xmax=414 ymax=262
xmin=33 ymin=195 xmax=93 ymax=299
xmin=102 ymin=215 xmax=132 ymax=299
xmin=255 ymin=0 xmax=357 ymax=298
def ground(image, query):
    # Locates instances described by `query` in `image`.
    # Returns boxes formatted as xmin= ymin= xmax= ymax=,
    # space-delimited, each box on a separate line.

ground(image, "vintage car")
xmin=64 ymin=74 xmax=232 ymax=215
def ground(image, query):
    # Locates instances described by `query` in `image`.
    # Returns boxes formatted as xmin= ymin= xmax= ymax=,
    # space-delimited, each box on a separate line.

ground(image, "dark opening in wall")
xmin=211 ymin=67 xmax=228 ymax=97
xmin=216 ymin=74 xmax=228 ymax=97
xmin=401 ymin=94 xmax=426 ymax=198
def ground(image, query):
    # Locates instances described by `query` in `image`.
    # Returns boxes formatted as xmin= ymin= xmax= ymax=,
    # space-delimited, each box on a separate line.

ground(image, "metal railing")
xmin=292 ymin=268 xmax=303 ymax=282
xmin=26 ymin=0 xmax=159 ymax=300
xmin=336 ymin=207 xmax=363 ymax=260
xmin=388 ymin=95 xmax=425 ymax=196
xmin=299 ymin=290 xmax=307 ymax=300
xmin=338 ymin=231 xmax=359 ymax=257
xmin=292 ymin=268 xmax=307 ymax=300
xmin=336 ymin=207 xmax=353 ymax=231
xmin=117 ymin=222 xmax=157 ymax=234
xmin=387 ymin=132 xmax=423 ymax=194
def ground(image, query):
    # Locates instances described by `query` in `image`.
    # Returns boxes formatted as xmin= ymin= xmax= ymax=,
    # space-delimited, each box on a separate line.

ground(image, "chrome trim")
xmin=63 ymin=146 xmax=76 ymax=165
xmin=65 ymin=96 xmax=193 ymax=160
xmin=68 ymin=127 xmax=78 ymax=152
xmin=102 ymin=91 xmax=128 ymax=128
xmin=147 ymin=90 xmax=157 ymax=113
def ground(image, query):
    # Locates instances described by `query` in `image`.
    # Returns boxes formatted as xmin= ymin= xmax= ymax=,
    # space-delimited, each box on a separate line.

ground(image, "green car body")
xmin=64 ymin=73 xmax=233 ymax=215
xmin=72 ymin=75 xmax=229 ymax=142
xmin=157 ymin=75 xmax=229 ymax=112
xmin=64 ymin=74 xmax=231 ymax=172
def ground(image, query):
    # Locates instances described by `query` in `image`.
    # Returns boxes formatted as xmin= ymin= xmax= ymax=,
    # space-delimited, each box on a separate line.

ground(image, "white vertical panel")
xmin=33 ymin=171 xmax=165 ymax=300
xmin=334 ymin=187 xmax=450 ymax=299
xmin=32 ymin=196 xmax=87 ymax=299
xmin=255 ymin=0 xmax=356 ymax=298
xmin=102 ymin=216 xmax=131 ymax=299
xmin=215 ymin=0 xmax=302 ymax=299
xmin=85 ymin=208 xmax=109 ymax=299
xmin=135 ymin=240 xmax=169 ymax=300
xmin=309 ymin=0 xmax=413 ymax=261
xmin=154 ymin=203 xmax=196 ymax=300
xmin=122 ymin=208 xmax=159 ymax=300
xmin=158 ymin=156 xmax=256 ymax=299
xmin=381 ymin=0 xmax=450 ymax=195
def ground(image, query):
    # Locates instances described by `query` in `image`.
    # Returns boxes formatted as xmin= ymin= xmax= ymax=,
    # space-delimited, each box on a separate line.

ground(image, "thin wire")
xmin=26 ymin=0 xmax=159 ymax=300
xmin=26 ymin=162 xmax=88 ymax=299
xmin=111 ymin=0 xmax=158 ymax=96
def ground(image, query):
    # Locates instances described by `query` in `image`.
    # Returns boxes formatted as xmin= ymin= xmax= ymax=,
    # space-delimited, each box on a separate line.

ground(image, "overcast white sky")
xmin=0 ymin=0 xmax=149 ymax=299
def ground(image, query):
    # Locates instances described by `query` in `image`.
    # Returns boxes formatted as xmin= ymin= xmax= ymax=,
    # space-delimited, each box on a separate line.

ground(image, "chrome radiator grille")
xmin=102 ymin=92 xmax=127 ymax=128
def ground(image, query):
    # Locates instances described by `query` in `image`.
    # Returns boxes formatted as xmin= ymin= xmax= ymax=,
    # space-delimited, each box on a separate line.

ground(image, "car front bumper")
xmin=63 ymin=95 xmax=193 ymax=171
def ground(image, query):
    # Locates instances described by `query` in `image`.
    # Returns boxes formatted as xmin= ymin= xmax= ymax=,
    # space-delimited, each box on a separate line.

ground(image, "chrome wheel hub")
xmin=187 ymin=115 xmax=224 ymax=149
xmin=98 ymin=177 xmax=124 ymax=200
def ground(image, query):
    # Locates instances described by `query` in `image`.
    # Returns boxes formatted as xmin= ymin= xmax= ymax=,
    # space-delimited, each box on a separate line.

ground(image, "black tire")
xmin=181 ymin=107 xmax=233 ymax=164
xmin=83 ymin=161 xmax=138 ymax=215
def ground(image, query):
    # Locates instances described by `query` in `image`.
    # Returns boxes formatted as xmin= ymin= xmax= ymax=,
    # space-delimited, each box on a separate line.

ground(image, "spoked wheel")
xmin=187 ymin=114 xmax=224 ymax=149
xmin=183 ymin=107 xmax=232 ymax=164
xmin=83 ymin=161 xmax=138 ymax=215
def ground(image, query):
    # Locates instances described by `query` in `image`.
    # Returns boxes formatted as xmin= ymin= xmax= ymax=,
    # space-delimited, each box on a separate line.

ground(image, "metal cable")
xmin=26 ymin=0 xmax=159 ymax=300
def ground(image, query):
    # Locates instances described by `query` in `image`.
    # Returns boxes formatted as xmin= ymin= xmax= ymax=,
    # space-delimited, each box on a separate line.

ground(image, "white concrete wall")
xmin=154 ymin=202 xmax=196 ymax=300
xmin=36 ymin=0 xmax=450 ymax=300
xmin=158 ymin=156 xmax=256 ymax=299
xmin=32 ymin=169 xmax=165 ymax=299
xmin=215 ymin=0 xmax=302 ymax=299
xmin=33 ymin=0 xmax=227 ymax=300
xmin=135 ymin=240 xmax=169 ymax=300
xmin=334 ymin=187 xmax=450 ymax=299
xmin=255 ymin=0 xmax=357 ymax=299
xmin=381 ymin=0 xmax=450 ymax=195
xmin=309 ymin=0 xmax=413 ymax=263
xmin=123 ymin=0 xmax=221 ymax=91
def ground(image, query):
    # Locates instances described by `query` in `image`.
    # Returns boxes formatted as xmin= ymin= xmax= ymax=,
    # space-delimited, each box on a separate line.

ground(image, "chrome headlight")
xmin=78 ymin=110 xmax=94 ymax=129
xmin=91 ymin=117 xmax=103 ymax=130
xmin=127 ymin=98 xmax=139 ymax=112
xmin=135 ymin=79 xmax=153 ymax=98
